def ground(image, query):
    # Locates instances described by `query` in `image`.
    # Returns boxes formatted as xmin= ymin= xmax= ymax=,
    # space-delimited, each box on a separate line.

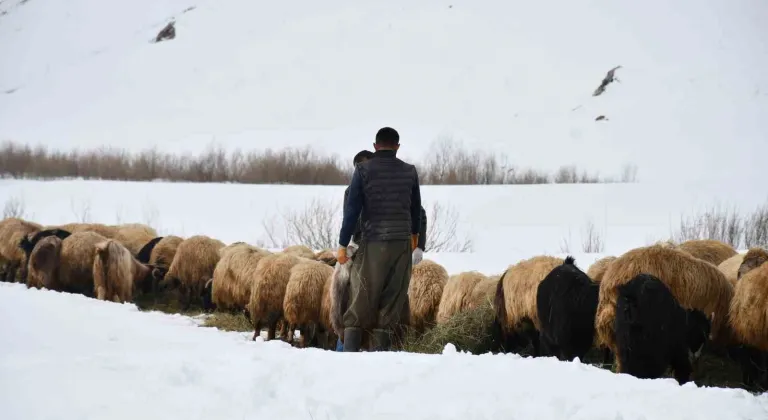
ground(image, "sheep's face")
xmin=157 ymin=275 xmax=181 ymax=292
xmin=201 ymin=279 xmax=215 ymax=312
xmin=737 ymin=251 xmax=768 ymax=280
xmin=685 ymin=309 xmax=711 ymax=365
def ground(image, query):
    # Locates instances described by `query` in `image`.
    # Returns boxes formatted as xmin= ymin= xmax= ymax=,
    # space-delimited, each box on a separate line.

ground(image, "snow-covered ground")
xmin=1 ymin=282 xmax=767 ymax=420
xmin=2 ymin=178 xmax=765 ymax=274
xmin=2 ymin=0 xmax=767 ymax=183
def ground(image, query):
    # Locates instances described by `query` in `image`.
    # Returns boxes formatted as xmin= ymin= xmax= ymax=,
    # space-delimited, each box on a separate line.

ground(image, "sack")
xmin=347 ymin=240 xmax=359 ymax=258
xmin=412 ymin=248 xmax=424 ymax=266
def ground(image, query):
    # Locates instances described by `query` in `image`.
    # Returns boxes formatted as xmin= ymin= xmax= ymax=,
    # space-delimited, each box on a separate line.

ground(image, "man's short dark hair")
xmin=353 ymin=150 xmax=374 ymax=166
xmin=375 ymin=127 xmax=399 ymax=147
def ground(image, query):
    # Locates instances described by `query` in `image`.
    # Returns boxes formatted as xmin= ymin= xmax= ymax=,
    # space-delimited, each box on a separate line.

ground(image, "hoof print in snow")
xmin=4 ymin=87 xmax=19 ymax=94
xmin=154 ymin=21 xmax=176 ymax=43
xmin=592 ymin=65 xmax=621 ymax=97
xmin=595 ymin=115 xmax=608 ymax=121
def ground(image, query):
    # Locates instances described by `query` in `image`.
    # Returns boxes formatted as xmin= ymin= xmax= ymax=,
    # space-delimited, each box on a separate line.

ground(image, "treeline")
xmin=0 ymin=140 xmax=638 ymax=185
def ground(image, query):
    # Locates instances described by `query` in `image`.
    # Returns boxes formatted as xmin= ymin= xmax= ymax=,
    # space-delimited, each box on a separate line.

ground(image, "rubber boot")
xmin=343 ymin=327 xmax=362 ymax=352
xmin=371 ymin=328 xmax=392 ymax=352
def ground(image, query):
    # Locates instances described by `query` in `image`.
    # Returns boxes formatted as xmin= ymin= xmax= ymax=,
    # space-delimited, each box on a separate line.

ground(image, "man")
xmin=337 ymin=127 xmax=422 ymax=352
xmin=335 ymin=149 xmax=374 ymax=352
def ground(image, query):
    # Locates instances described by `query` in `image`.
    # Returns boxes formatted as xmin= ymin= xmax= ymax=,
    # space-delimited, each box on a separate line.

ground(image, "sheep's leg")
xmin=252 ymin=320 xmax=262 ymax=341
xmin=670 ymin=347 xmax=693 ymax=385
xmin=181 ymin=286 xmax=192 ymax=311
xmin=267 ymin=321 xmax=277 ymax=341
xmin=96 ymin=286 xmax=107 ymax=300
xmin=6 ymin=262 xmax=18 ymax=283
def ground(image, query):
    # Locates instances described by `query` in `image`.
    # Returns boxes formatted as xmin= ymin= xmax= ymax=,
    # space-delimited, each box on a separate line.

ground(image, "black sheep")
xmin=536 ymin=256 xmax=599 ymax=361
xmin=614 ymin=273 xmax=711 ymax=385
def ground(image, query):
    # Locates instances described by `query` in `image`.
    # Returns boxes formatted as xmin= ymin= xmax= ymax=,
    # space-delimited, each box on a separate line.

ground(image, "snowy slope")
xmin=1 ymin=0 xmax=767 ymax=183
xmin=2 ymin=178 xmax=766 ymax=274
xmin=1 ymin=282 xmax=767 ymax=420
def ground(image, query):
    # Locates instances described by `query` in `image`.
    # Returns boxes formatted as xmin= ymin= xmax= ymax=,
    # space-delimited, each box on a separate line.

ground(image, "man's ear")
xmin=394 ymin=144 xmax=400 ymax=151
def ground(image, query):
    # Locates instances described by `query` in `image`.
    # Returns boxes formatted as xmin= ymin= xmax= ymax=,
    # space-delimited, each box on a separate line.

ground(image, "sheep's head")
xmin=136 ymin=264 xmax=167 ymax=295
xmin=685 ymin=309 xmax=711 ymax=366
xmin=157 ymin=274 xmax=181 ymax=292
xmin=738 ymin=248 xmax=768 ymax=280
xmin=201 ymin=278 xmax=215 ymax=312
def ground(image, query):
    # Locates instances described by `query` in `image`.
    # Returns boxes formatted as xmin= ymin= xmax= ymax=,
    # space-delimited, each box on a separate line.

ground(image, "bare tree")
xmin=581 ymin=220 xmax=604 ymax=253
xmin=672 ymin=204 xmax=744 ymax=248
xmin=259 ymin=198 xmax=340 ymax=250
xmin=425 ymin=202 xmax=473 ymax=252
xmin=744 ymin=202 xmax=768 ymax=248
xmin=69 ymin=198 xmax=92 ymax=223
xmin=3 ymin=195 xmax=25 ymax=219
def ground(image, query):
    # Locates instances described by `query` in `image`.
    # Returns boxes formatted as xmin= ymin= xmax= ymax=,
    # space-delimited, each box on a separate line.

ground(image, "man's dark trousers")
xmin=342 ymin=239 xmax=412 ymax=351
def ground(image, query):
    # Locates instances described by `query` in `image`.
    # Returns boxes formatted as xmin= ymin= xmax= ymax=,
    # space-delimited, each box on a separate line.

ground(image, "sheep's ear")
xmin=18 ymin=237 xmax=33 ymax=254
xmin=150 ymin=266 xmax=167 ymax=280
xmin=54 ymin=229 xmax=72 ymax=240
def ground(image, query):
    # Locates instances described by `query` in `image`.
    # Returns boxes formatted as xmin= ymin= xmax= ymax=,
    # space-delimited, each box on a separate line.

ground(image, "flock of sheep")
xmin=1 ymin=216 xmax=768 ymax=390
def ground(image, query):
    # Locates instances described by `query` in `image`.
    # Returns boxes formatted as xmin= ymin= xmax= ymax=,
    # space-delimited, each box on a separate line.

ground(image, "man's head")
xmin=353 ymin=150 xmax=374 ymax=166
xmin=374 ymin=127 xmax=400 ymax=151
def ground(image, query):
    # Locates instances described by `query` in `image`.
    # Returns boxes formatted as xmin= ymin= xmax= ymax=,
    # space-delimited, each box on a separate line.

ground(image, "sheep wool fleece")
xmin=343 ymin=239 xmax=412 ymax=331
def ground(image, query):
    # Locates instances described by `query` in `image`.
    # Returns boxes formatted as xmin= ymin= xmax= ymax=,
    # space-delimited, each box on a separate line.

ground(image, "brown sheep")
xmin=718 ymin=253 xmax=745 ymax=286
xmin=25 ymin=235 xmax=63 ymax=290
xmin=737 ymin=247 xmax=768 ymax=281
xmin=210 ymin=243 xmax=271 ymax=312
xmin=587 ymin=256 xmax=616 ymax=283
xmin=29 ymin=231 xmax=111 ymax=296
xmin=113 ymin=223 xmax=158 ymax=256
xmin=437 ymin=271 xmax=486 ymax=324
xmin=92 ymin=239 xmax=165 ymax=303
xmin=467 ymin=276 xmax=500 ymax=310
xmin=283 ymin=260 xmax=334 ymax=347
xmin=0 ymin=217 xmax=42 ymax=282
xmin=63 ymin=223 xmax=119 ymax=239
xmin=314 ymin=248 xmax=338 ymax=266
xmin=159 ymin=235 xmax=226 ymax=310
xmin=247 ymin=252 xmax=306 ymax=341
xmin=595 ymin=245 xmax=734 ymax=369
xmin=137 ymin=235 xmax=184 ymax=268
xmin=408 ymin=259 xmax=449 ymax=334
xmin=283 ymin=244 xmax=315 ymax=259
xmin=493 ymin=255 xmax=564 ymax=354
xmin=677 ymin=239 xmax=738 ymax=266
xmin=727 ymin=261 xmax=768 ymax=388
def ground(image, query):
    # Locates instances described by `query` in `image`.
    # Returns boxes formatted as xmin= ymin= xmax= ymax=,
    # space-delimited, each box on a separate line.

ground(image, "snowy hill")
xmin=1 ymin=282 xmax=767 ymax=420
xmin=1 ymin=0 xmax=767 ymax=183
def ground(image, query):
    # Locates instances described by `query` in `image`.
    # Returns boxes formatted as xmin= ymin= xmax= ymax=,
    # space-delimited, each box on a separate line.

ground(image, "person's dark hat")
xmin=375 ymin=127 xmax=399 ymax=146
xmin=353 ymin=150 xmax=374 ymax=165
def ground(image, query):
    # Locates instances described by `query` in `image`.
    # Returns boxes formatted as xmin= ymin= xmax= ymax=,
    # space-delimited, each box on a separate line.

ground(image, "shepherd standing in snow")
xmin=336 ymin=127 xmax=422 ymax=352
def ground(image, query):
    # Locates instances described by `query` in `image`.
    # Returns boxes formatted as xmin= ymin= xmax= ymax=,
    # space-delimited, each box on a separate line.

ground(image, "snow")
xmin=1 ymin=282 xmax=767 ymax=420
xmin=1 ymin=0 xmax=767 ymax=183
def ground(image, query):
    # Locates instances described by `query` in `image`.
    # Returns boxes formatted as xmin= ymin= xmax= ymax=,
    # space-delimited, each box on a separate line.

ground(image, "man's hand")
xmin=411 ymin=234 xmax=419 ymax=250
xmin=337 ymin=247 xmax=349 ymax=265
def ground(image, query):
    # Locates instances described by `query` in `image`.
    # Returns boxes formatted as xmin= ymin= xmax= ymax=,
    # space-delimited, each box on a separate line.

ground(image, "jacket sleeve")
xmin=418 ymin=206 xmax=427 ymax=250
xmin=339 ymin=168 xmax=364 ymax=247
xmin=410 ymin=169 xmax=422 ymax=236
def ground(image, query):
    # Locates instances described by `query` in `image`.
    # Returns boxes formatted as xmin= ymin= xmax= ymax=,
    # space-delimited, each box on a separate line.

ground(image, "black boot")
xmin=371 ymin=328 xmax=392 ymax=352
xmin=343 ymin=327 xmax=362 ymax=352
